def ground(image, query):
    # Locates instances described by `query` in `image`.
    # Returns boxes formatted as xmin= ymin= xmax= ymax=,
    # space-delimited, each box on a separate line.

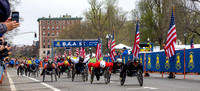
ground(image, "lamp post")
xmin=184 ymin=33 xmax=187 ymax=45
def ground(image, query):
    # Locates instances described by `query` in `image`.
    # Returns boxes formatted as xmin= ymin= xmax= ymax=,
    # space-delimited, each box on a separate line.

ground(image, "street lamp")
xmin=184 ymin=33 xmax=187 ymax=45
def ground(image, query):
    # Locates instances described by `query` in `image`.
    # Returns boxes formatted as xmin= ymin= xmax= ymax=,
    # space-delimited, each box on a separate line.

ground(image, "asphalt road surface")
xmin=5 ymin=69 xmax=200 ymax=91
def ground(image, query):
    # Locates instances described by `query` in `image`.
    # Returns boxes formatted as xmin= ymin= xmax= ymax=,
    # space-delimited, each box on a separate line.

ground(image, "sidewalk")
xmin=0 ymin=71 xmax=11 ymax=91
xmin=147 ymin=73 xmax=200 ymax=81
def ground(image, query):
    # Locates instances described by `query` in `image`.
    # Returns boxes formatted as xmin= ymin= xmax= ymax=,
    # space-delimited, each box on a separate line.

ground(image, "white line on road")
xmin=127 ymin=86 xmax=158 ymax=90
xmin=7 ymin=71 xmax=17 ymax=91
xmin=26 ymin=76 xmax=61 ymax=91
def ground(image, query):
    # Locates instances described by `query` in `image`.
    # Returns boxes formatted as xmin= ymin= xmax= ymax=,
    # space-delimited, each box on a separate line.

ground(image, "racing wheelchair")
xmin=71 ymin=63 xmax=88 ymax=82
xmin=90 ymin=68 xmax=111 ymax=84
xmin=43 ymin=68 xmax=57 ymax=82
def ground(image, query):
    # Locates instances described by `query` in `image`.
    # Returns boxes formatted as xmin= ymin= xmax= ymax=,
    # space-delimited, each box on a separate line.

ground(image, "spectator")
xmin=0 ymin=0 xmax=20 ymax=34
xmin=121 ymin=47 xmax=128 ymax=56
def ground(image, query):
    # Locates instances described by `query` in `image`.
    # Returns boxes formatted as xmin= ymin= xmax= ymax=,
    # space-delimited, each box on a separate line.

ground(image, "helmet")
xmin=133 ymin=57 xmax=140 ymax=63
xmin=100 ymin=61 xmax=106 ymax=68
xmin=67 ymin=56 xmax=70 ymax=60
xmin=21 ymin=64 xmax=24 ymax=66
xmin=32 ymin=61 xmax=36 ymax=65
xmin=48 ymin=60 xmax=53 ymax=65
xmin=116 ymin=58 xmax=122 ymax=63
xmin=79 ymin=57 xmax=84 ymax=62
xmin=64 ymin=61 xmax=68 ymax=65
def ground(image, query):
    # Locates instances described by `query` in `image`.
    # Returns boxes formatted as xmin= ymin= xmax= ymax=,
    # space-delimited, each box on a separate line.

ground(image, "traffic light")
xmin=34 ymin=33 xmax=37 ymax=40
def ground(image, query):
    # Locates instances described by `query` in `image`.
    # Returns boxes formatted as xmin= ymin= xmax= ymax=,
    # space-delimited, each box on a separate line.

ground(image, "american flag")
xmin=80 ymin=39 xmax=85 ymax=58
xmin=108 ymin=36 xmax=111 ymax=49
xmin=54 ymin=51 xmax=57 ymax=62
xmin=164 ymin=9 xmax=177 ymax=59
xmin=46 ymin=53 xmax=49 ymax=61
xmin=59 ymin=51 xmax=61 ymax=58
xmin=191 ymin=38 xmax=194 ymax=49
xmin=132 ymin=19 xmax=140 ymax=57
xmin=76 ymin=47 xmax=79 ymax=56
xmin=95 ymin=37 xmax=101 ymax=62
xmin=110 ymin=29 xmax=115 ymax=62
xmin=69 ymin=49 xmax=71 ymax=57
xmin=64 ymin=50 xmax=66 ymax=60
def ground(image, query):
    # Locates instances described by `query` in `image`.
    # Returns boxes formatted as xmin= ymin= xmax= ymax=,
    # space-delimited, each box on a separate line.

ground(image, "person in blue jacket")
xmin=121 ymin=47 xmax=128 ymax=56
xmin=10 ymin=59 xmax=14 ymax=68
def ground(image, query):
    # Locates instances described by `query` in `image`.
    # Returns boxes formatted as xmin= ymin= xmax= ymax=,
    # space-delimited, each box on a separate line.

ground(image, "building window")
xmin=47 ymin=21 xmax=50 ymax=24
xmin=52 ymin=33 xmax=54 ymax=36
xmin=52 ymin=27 xmax=54 ymax=30
xmin=47 ymin=27 xmax=50 ymax=30
xmin=56 ymin=32 xmax=59 ymax=36
xmin=48 ymin=32 xmax=50 ymax=36
xmin=43 ymin=27 xmax=45 ymax=30
xmin=52 ymin=21 xmax=54 ymax=24
xmin=43 ymin=39 xmax=45 ymax=42
xmin=43 ymin=21 xmax=45 ymax=24
xmin=48 ymin=39 xmax=50 ymax=42
xmin=60 ymin=21 xmax=62 ymax=23
xmin=43 ymin=45 xmax=45 ymax=48
xmin=43 ymin=51 xmax=45 ymax=54
xmin=71 ymin=20 xmax=74 ymax=24
xmin=56 ymin=27 xmax=59 ymax=30
xmin=63 ymin=21 xmax=65 ymax=24
xmin=76 ymin=20 xmax=78 ymax=24
xmin=48 ymin=45 xmax=50 ymax=48
xmin=43 ymin=33 xmax=45 ymax=36
xmin=67 ymin=21 xmax=70 ymax=24
xmin=57 ymin=21 xmax=59 ymax=24
xmin=47 ymin=50 xmax=50 ymax=54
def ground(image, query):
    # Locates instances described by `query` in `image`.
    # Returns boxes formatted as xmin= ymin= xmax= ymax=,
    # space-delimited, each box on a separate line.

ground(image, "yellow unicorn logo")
xmin=188 ymin=52 xmax=194 ymax=70
xmin=165 ymin=57 xmax=170 ymax=70
xmin=175 ymin=53 xmax=181 ymax=70
xmin=156 ymin=54 xmax=160 ymax=69
xmin=147 ymin=55 xmax=151 ymax=69
xmin=140 ymin=55 xmax=142 ymax=64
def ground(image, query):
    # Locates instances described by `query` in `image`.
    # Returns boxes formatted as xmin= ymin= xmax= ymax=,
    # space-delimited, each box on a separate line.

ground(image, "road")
xmin=4 ymin=69 xmax=200 ymax=91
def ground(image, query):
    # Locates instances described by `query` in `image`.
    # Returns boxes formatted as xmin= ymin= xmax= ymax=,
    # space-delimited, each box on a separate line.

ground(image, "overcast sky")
xmin=12 ymin=0 xmax=138 ymax=45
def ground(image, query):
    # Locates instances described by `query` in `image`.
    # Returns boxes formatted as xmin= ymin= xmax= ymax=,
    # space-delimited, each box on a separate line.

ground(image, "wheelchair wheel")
xmin=104 ymin=70 xmax=109 ymax=84
xmin=58 ymin=71 xmax=61 ymax=78
xmin=137 ymin=69 xmax=143 ymax=87
xmin=85 ymin=68 xmax=88 ymax=81
xmin=43 ymin=71 xmax=45 ymax=82
xmin=67 ymin=69 xmax=71 ymax=78
xmin=55 ymin=73 xmax=57 ymax=81
xmin=121 ymin=73 xmax=126 ymax=85
xmin=90 ymin=68 xmax=95 ymax=84
xmin=72 ymin=67 xmax=76 ymax=81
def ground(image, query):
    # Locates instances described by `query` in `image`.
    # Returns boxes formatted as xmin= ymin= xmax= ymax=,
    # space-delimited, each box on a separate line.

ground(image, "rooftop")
xmin=37 ymin=14 xmax=82 ymax=21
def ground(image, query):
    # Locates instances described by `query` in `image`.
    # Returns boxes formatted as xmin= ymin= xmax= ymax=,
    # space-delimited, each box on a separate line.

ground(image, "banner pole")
xmin=184 ymin=48 xmax=186 ymax=79
xmin=144 ymin=53 xmax=146 ymax=77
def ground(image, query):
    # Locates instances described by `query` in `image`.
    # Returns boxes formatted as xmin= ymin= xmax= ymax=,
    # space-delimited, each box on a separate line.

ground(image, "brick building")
xmin=37 ymin=14 xmax=82 ymax=59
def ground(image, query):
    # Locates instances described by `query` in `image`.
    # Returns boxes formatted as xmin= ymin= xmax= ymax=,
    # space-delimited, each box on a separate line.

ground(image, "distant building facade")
xmin=38 ymin=14 xmax=82 ymax=59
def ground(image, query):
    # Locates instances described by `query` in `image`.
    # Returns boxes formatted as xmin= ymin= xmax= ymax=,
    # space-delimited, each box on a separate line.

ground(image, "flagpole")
xmin=173 ymin=5 xmax=175 ymax=15
xmin=113 ymin=26 xmax=115 ymax=39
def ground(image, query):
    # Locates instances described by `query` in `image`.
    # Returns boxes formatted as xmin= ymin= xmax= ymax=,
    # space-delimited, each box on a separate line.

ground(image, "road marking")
xmin=127 ymin=86 xmax=158 ymax=90
xmin=26 ymin=76 xmax=61 ymax=91
xmin=110 ymin=81 xmax=115 ymax=83
xmin=7 ymin=72 xmax=17 ymax=91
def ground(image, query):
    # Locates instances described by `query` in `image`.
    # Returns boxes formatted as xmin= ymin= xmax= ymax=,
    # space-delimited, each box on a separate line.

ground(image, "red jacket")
xmin=88 ymin=61 xmax=113 ymax=72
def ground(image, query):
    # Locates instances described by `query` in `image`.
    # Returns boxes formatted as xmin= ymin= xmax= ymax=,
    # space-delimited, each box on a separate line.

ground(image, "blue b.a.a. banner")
xmin=53 ymin=40 xmax=99 ymax=47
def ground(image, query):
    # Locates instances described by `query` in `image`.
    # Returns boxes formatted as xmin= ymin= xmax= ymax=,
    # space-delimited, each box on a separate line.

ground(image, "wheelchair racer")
xmin=88 ymin=61 xmax=113 ymax=81
xmin=112 ymin=58 xmax=124 ymax=73
xmin=41 ymin=59 xmax=58 ymax=76
xmin=119 ymin=57 xmax=143 ymax=80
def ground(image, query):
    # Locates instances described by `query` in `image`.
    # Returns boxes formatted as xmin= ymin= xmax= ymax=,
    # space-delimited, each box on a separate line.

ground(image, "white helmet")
xmin=116 ymin=58 xmax=122 ymax=63
xmin=21 ymin=64 xmax=24 ymax=66
xmin=100 ymin=61 xmax=106 ymax=68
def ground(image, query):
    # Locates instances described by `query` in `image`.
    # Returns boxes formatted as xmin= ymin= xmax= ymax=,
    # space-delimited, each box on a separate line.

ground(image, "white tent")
xmin=115 ymin=43 xmax=131 ymax=49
